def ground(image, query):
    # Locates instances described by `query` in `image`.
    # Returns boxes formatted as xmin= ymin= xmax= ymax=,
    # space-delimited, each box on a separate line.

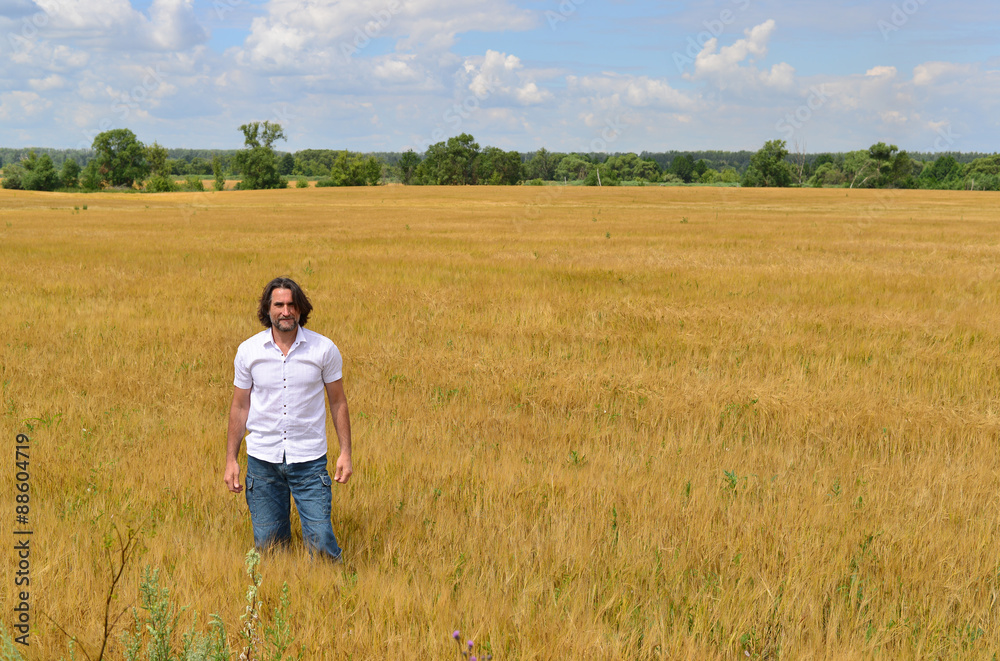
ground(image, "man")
xmin=224 ymin=276 xmax=353 ymax=561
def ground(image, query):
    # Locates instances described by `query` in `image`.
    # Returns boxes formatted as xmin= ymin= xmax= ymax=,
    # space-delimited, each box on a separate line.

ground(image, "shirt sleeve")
xmin=234 ymin=344 xmax=253 ymax=389
xmin=322 ymin=342 xmax=343 ymax=383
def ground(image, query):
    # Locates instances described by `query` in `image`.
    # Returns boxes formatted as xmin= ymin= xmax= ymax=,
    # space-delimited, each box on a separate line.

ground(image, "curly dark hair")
xmin=257 ymin=277 xmax=313 ymax=328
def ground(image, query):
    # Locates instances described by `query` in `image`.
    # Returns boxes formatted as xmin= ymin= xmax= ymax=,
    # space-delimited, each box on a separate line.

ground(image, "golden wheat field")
xmin=1 ymin=184 xmax=1000 ymax=660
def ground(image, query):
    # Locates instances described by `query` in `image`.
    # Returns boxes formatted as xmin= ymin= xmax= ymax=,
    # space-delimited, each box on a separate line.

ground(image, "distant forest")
xmin=1 ymin=129 xmax=997 ymax=192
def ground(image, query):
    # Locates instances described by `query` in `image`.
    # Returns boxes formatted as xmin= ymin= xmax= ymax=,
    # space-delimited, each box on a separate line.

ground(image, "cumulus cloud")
xmin=238 ymin=0 xmax=536 ymax=70
xmin=372 ymin=54 xmax=425 ymax=85
xmin=865 ymin=66 xmax=897 ymax=79
xmin=913 ymin=61 xmax=973 ymax=86
xmin=459 ymin=50 xmax=552 ymax=106
xmin=685 ymin=19 xmax=796 ymax=93
xmin=567 ymin=73 xmax=697 ymax=112
xmin=0 ymin=90 xmax=50 ymax=120
xmin=0 ymin=0 xmax=997 ymax=154
xmin=147 ymin=0 xmax=208 ymax=50
xmin=27 ymin=73 xmax=64 ymax=91
xmin=30 ymin=0 xmax=207 ymax=50
xmin=880 ymin=110 xmax=907 ymax=124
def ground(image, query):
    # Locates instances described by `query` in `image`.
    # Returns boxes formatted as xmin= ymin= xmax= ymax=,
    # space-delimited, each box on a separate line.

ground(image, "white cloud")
xmin=461 ymin=50 xmax=552 ymax=106
xmin=913 ymin=62 xmax=973 ymax=86
xmin=372 ymin=55 xmax=424 ymax=85
xmin=516 ymin=82 xmax=546 ymax=105
xmin=33 ymin=0 xmax=133 ymax=31
xmin=760 ymin=62 xmax=796 ymax=89
xmin=815 ymin=66 xmax=903 ymax=115
xmin=865 ymin=66 xmax=897 ymax=79
xmin=30 ymin=0 xmax=207 ymax=50
xmin=0 ymin=90 xmax=50 ymax=121
xmin=568 ymin=73 xmax=697 ymax=112
xmin=238 ymin=0 xmax=536 ymax=70
xmin=147 ymin=0 xmax=208 ymax=50
xmin=0 ymin=0 xmax=996 ymax=154
xmin=686 ymin=20 xmax=796 ymax=93
xmin=27 ymin=73 xmax=64 ymax=91
xmin=52 ymin=45 xmax=89 ymax=70
xmin=880 ymin=110 xmax=907 ymax=125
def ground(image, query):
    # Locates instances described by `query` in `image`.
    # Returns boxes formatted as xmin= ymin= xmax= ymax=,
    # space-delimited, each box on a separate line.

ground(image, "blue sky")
xmin=0 ymin=0 xmax=997 ymax=154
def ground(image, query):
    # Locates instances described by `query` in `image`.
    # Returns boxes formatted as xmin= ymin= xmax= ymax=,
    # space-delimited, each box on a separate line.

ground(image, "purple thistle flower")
xmin=452 ymin=630 xmax=461 ymax=641
xmin=468 ymin=641 xmax=474 ymax=649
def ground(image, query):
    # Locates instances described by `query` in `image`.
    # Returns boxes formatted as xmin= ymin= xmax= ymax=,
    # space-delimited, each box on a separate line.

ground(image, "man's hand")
xmin=333 ymin=452 xmax=353 ymax=484
xmin=325 ymin=379 xmax=353 ymax=484
xmin=224 ymin=459 xmax=243 ymax=493
xmin=226 ymin=387 xmax=251 ymax=494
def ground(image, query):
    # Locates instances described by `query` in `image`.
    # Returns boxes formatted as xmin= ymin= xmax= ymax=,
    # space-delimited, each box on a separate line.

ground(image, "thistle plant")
xmin=452 ymin=629 xmax=493 ymax=660
xmin=239 ymin=549 xmax=264 ymax=661
xmin=239 ymin=549 xmax=302 ymax=661
xmin=119 ymin=566 xmax=229 ymax=661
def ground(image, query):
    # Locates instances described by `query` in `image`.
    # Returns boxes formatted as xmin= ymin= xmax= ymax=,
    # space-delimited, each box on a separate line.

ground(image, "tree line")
xmin=1 ymin=127 xmax=997 ymax=192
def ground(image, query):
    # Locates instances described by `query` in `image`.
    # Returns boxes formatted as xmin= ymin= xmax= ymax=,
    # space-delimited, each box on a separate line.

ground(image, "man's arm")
xmin=225 ymin=386 xmax=251 ymax=493
xmin=325 ymin=379 xmax=353 ymax=484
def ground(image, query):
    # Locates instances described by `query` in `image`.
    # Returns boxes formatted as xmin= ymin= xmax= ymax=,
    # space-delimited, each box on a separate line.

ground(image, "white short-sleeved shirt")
xmin=234 ymin=326 xmax=343 ymax=464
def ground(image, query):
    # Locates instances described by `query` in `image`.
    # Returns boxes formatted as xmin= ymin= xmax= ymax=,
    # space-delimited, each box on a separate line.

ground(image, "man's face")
xmin=269 ymin=288 xmax=300 ymax=333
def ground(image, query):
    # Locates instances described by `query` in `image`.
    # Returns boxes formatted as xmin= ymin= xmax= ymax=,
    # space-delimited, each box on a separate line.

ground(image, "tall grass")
xmin=1 ymin=186 xmax=999 ymax=659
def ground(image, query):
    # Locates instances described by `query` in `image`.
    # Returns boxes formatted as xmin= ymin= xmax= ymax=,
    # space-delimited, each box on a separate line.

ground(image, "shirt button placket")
xmin=282 ymin=357 xmax=288 ymax=448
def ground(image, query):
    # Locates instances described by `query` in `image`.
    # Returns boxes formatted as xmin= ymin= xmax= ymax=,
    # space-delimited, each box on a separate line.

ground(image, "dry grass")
xmin=1 ymin=185 xmax=999 ymax=659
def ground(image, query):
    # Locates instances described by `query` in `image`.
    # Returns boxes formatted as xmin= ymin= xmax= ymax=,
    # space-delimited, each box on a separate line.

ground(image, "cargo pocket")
xmin=245 ymin=475 xmax=255 ymax=512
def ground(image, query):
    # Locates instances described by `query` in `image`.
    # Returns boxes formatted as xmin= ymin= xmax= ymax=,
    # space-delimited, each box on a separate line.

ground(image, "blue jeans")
xmin=245 ymin=454 xmax=342 ymax=561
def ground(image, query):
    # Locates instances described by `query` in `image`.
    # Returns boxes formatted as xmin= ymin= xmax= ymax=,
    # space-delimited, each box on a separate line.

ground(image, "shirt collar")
xmin=262 ymin=325 xmax=306 ymax=348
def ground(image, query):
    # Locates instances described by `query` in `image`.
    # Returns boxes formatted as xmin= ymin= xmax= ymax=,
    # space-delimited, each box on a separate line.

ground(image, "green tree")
xmin=584 ymin=162 xmax=619 ymax=186
xmin=742 ymin=140 xmax=792 ymax=187
xmin=92 ymin=129 xmax=149 ymax=188
xmin=526 ymin=148 xmax=558 ymax=181
xmin=443 ymin=133 xmax=480 ymax=185
xmin=718 ymin=167 xmax=740 ymax=184
xmin=233 ymin=121 xmax=287 ymax=190
xmin=317 ymin=151 xmax=382 ymax=186
xmin=889 ymin=151 xmax=917 ymax=188
xmin=397 ymin=149 xmax=420 ymax=185
xmin=604 ymin=153 xmax=637 ymax=181
xmin=476 ymin=146 xmax=523 ymax=185
xmin=634 ymin=157 xmax=662 ymax=182
xmin=670 ymin=154 xmax=695 ymax=183
xmin=60 ymin=158 xmax=81 ymax=188
xmin=145 ymin=141 xmax=176 ymax=192
xmin=554 ymin=154 xmax=591 ymax=181
xmin=1 ymin=163 xmax=22 ymax=190
xmin=919 ymin=155 xmax=961 ymax=188
xmin=189 ymin=156 xmax=213 ymax=175
xmin=278 ymin=153 xmax=295 ymax=176
xmin=807 ymin=162 xmax=847 ymax=187
xmin=26 ymin=153 xmax=59 ymax=191
xmin=80 ymin=160 xmax=102 ymax=190
xmin=146 ymin=142 xmax=170 ymax=177
xmin=842 ymin=150 xmax=874 ymax=188
xmin=416 ymin=134 xmax=480 ymax=185
xmin=693 ymin=159 xmax=708 ymax=180
xmin=212 ymin=155 xmax=226 ymax=191
xmin=813 ymin=153 xmax=835 ymax=170
xmin=2 ymin=151 xmax=60 ymax=191
xmin=962 ymin=155 xmax=1000 ymax=191
xmin=868 ymin=141 xmax=899 ymax=187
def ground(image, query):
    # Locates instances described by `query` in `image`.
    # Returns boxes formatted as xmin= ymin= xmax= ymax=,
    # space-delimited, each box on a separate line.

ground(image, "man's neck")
xmin=271 ymin=327 xmax=298 ymax=356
